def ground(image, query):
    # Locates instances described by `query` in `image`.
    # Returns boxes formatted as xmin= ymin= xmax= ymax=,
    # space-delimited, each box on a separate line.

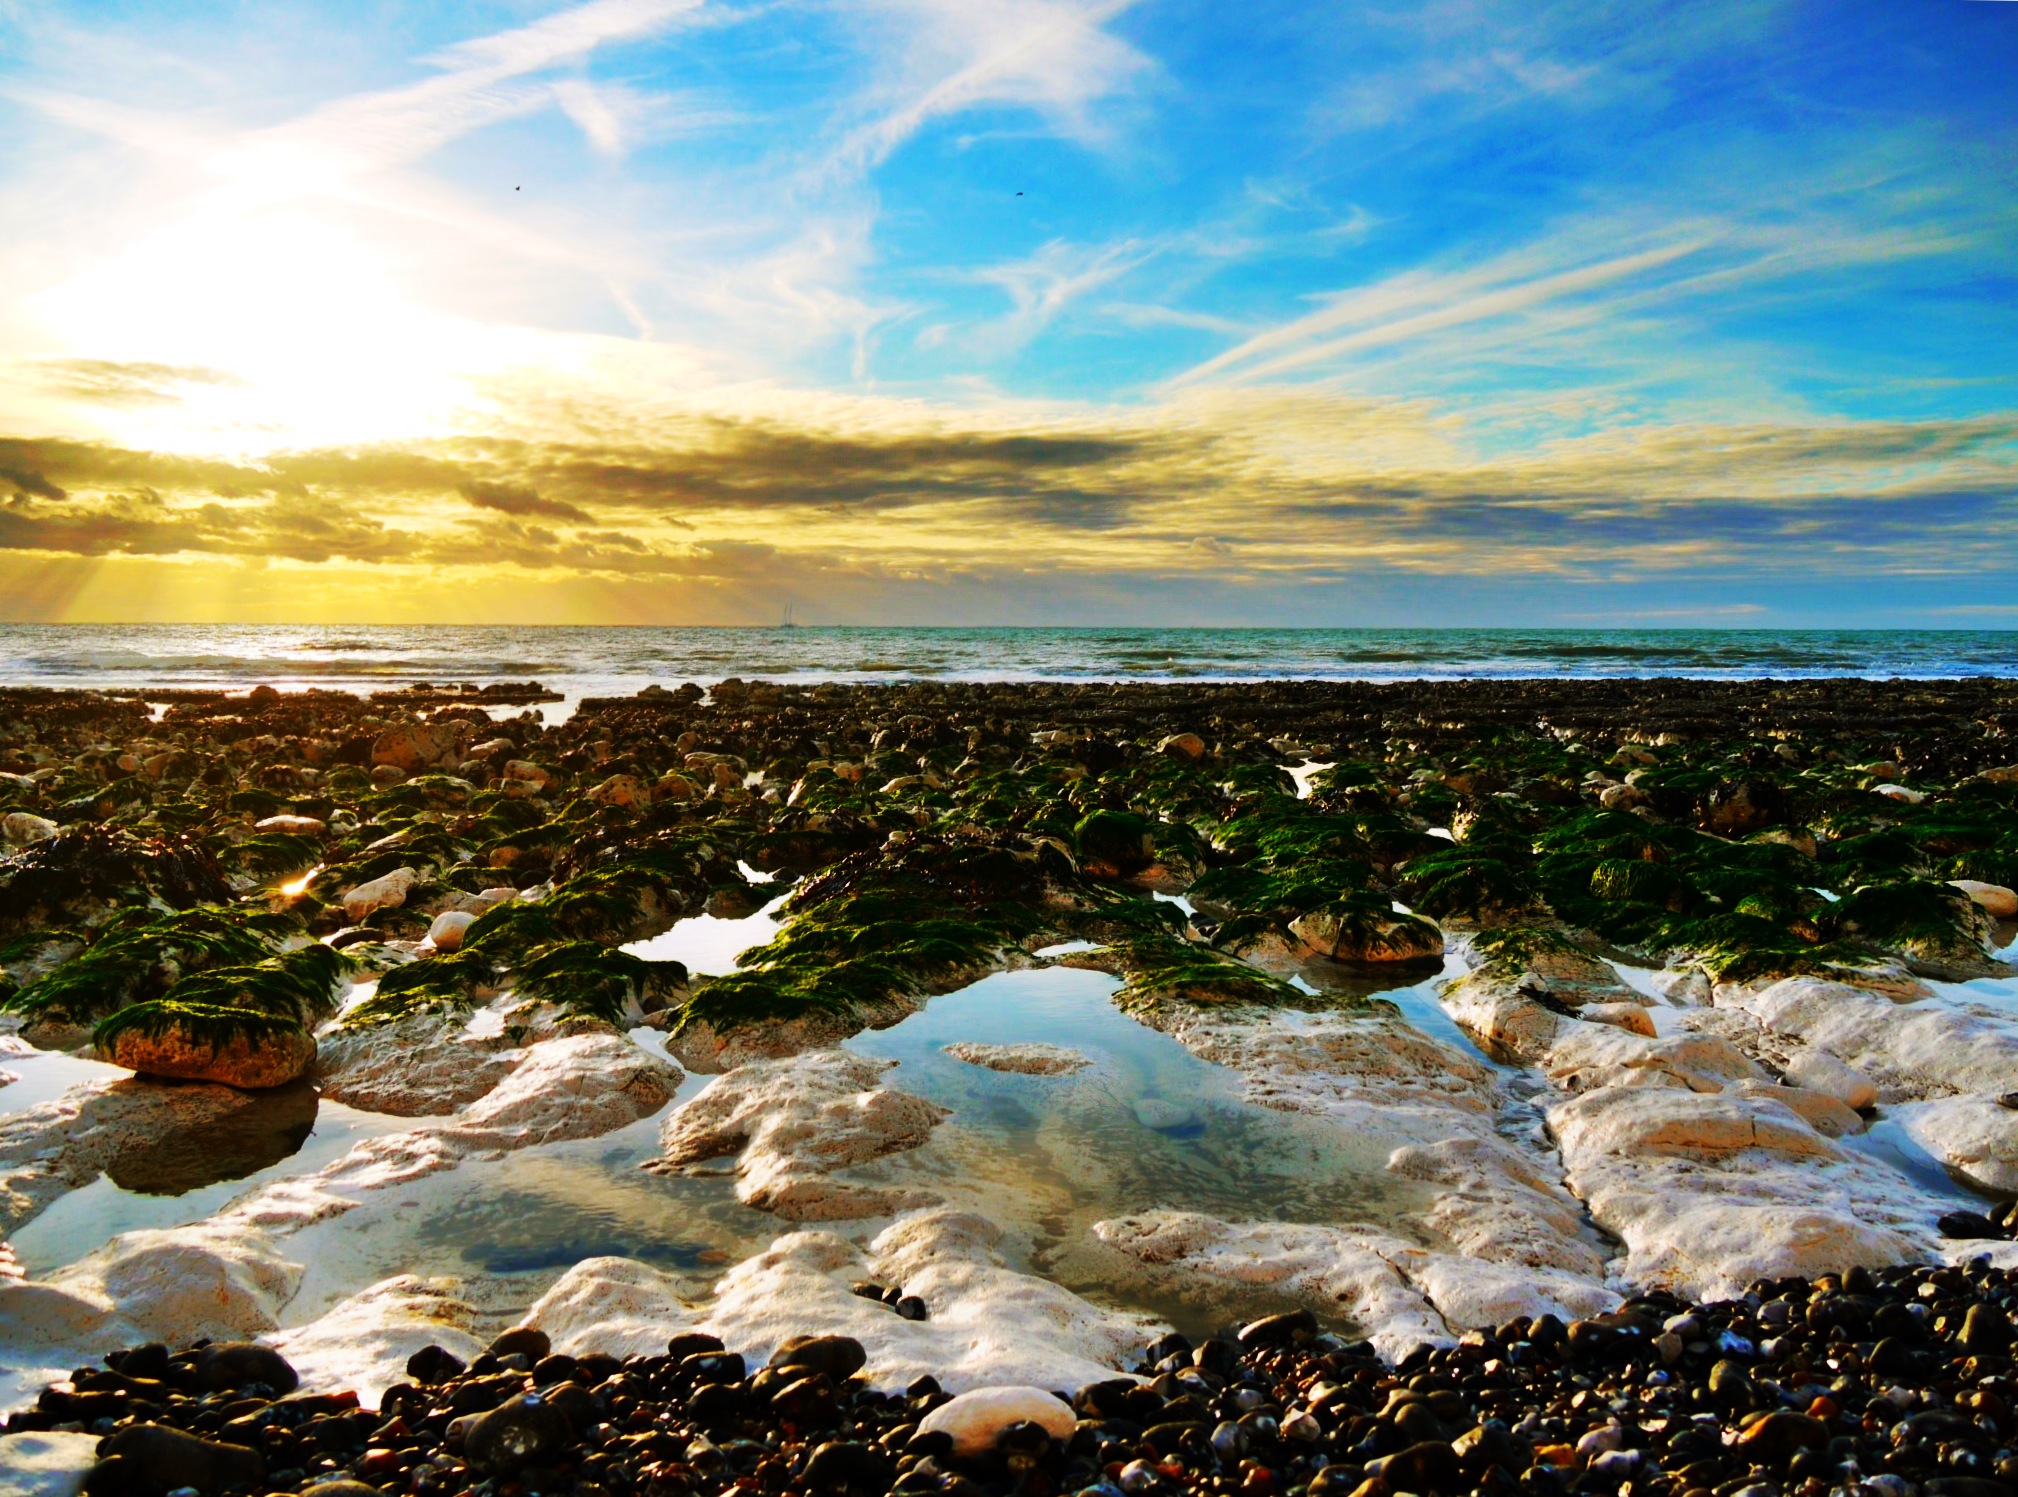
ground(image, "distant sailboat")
xmin=778 ymin=603 xmax=798 ymax=628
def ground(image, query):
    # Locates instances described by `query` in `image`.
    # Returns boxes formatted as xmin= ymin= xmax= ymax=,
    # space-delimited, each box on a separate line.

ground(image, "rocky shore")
xmin=8 ymin=1257 xmax=2018 ymax=1497
xmin=2 ymin=675 xmax=2017 ymax=1497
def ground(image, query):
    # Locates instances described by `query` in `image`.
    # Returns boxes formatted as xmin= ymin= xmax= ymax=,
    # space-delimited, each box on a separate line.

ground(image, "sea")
xmin=1 ymin=625 xmax=2014 ymax=716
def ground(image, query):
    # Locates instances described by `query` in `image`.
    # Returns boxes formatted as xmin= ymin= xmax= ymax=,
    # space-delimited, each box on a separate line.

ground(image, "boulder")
xmin=1290 ymin=898 xmax=1443 ymax=964
xmin=97 ymin=1006 xmax=315 ymax=1089
xmin=253 ymin=814 xmax=327 ymax=835
xmin=94 ymin=1423 xmax=265 ymax=1493
xmin=1157 ymin=733 xmax=1207 ymax=761
xmin=587 ymin=774 xmax=651 ymax=810
xmin=1 ymin=812 xmax=62 ymax=847
xmin=918 ymin=1386 xmax=1076 ymax=1457
xmin=342 ymin=867 xmax=418 ymax=921
xmin=502 ymin=760 xmax=555 ymax=796
xmin=1951 ymin=880 xmax=2018 ymax=920
xmin=1579 ymin=1002 xmax=1656 ymax=1037
xmin=371 ymin=722 xmax=464 ymax=773
xmin=1780 ymin=1050 xmax=1878 ymax=1111
xmin=465 ymin=1391 xmax=574 ymax=1474
xmin=426 ymin=910 xmax=476 ymax=951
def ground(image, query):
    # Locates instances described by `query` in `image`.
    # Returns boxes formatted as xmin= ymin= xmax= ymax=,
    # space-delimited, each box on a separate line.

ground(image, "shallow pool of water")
xmin=10 ymin=1084 xmax=411 ymax=1276
xmin=838 ymin=964 xmax=1438 ymax=1335
xmin=623 ymin=892 xmax=791 ymax=975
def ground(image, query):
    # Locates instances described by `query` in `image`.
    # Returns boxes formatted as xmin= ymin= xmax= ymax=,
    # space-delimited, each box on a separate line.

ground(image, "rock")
xmin=1727 ymin=1080 xmax=1866 ymax=1137
xmin=47 ymin=1222 xmax=300 ymax=1346
xmin=0 ymin=812 xmax=60 ymax=847
xmin=1780 ymin=1050 xmax=1878 ymax=1111
xmin=502 ymin=760 xmax=555 ymax=796
xmin=1238 ymin=1309 xmax=1319 ymax=1347
xmin=803 ymin=1440 xmax=896 ymax=1491
xmin=370 ymin=764 xmax=408 ymax=789
xmin=1157 ymin=733 xmax=1207 ymax=761
xmin=92 ymin=1424 xmax=264 ymax=1494
xmin=1707 ymin=1358 xmax=1753 ymax=1407
xmin=312 ymin=1013 xmax=525 ymax=1116
xmin=464 ymin=1391 xmax=574 ymax=1474
xmin=1580 ymin=1002 xmax=1656 ymax=1037
xmin=770 ymin=1334 xmax=867 ymax=1381
xmin=918 ymin=1386 xmax=1076 ymax=1458
xmin=1951 ymin=880 xmax=2018 ymax=920
xmin=1735 ymin=1411 xmax=1826 ymax=1462
xmin=656 ymin=771 xmax=700 ymax=802
xmin=195 ymin=1340 xmax=298 ymax=1393
xmin=1898 ymin=1097 xmax=2018 ymax=1194
xmin=491 ymin=1325 xmax=554 ymax=1361
xmin=1960 ymin=1302 xmax=2012 ymax=1353
xmin=371 ymin=722 xmax=463 ymax=773
xmin=253 ymin=814 xmax=327 ymax=835
xmin=0 ymin=1432 xmax=99 ymax=1497
xmin=1939 ymin=1211 xmax=2001 ymax=1240
xmin=942 ymin=1042 xmax=1092 ymax=1075
xmin=342 ymin=867 xmax=418 ymax=921
xmin=588 ymin=774 xmax=651 ymax=810
xmin=1367 ymin=1440 xmax=1463 ymax=1493
xmin=407 ymin=1343 xmax=468 ymax=1384
xmin=445 ymin=1034 xmax=681 ymax=1149
xmin=98 ymin=1010 xmax=315 ymax=1089
xmin=651 ymin=1050 xmax=945 ymax=1221
xmin=1289 ymin=900 xmax=1443 ymax=964
xmin=426 ymin=909 xmax=476 ymax=951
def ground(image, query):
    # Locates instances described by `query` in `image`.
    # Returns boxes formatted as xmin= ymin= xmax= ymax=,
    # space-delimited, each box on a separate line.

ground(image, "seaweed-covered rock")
xmin=94 ymin=1003 xmax=315 ymax=1089
xmin=1289 ymin=893 xmax=1443 ymax=964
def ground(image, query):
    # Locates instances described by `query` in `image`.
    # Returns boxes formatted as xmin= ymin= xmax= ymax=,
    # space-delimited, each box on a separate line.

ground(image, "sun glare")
xmin=30 ymin=205 xmax=491 ymax=455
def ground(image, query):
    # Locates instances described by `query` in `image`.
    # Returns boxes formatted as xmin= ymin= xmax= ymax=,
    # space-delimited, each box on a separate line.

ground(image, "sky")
xmin=0 ymin=0 xmax=2013 ymax=627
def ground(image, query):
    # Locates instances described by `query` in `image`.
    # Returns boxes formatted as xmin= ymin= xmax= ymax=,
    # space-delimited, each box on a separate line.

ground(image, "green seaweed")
xmin=93 ymin=999 xmax=306 ymax=1056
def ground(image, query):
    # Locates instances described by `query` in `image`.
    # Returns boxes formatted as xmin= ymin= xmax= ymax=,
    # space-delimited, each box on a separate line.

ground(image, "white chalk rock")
xmin=1550 ymin=1084 xmax=1837 ymax=1162
xmin=944 ymin=1042 xmax=1092 ymax=1075
xmin=1780 ymin=1050 xmax=1878 ymax=1111
xmin=1728 ymin=1080 xmax=1865 ymax=1137
xmin=1736 ymin=978 xmax=2018 ymax=1099
xmin=655 ymin=1050 xmax=947 ymax=1220
xmin=342 ymin=866 xmax=418 ymax=921
xmin=446 ymin=1034 xmax=681 ymax=1150
xmin=1580 ymin=1002 xmax=1657 ymax=1038
xmin=0 ymin=1431 xmax=101 ymax=1497
xmin=0 ymin=812 xmax=59 ymax=847
xmin=314 ymin=1015 xmax=521 ymax=1117
xmin=426 ymin=909 xmax=476 ymax=951
xmin=46 ymin=1222 xmax=300 ymax=1346
xmin=253 ymin=814 xmax=327 ymax=835
xmin=920 ymin=1386 xmax=1076 ymax=1458
xmin=1951 ymin=880 xmax=2018 ymax=920
xmin=1896 ymin=1096 xmax=2018 ymax=1194
xmin=1872 ymin=783 xmax=1925 ymax=804
xmin=524 ymin=1257 xmax=702 ymax=1361
xmin=267 ymin=1276 xmax=484 ymax=1411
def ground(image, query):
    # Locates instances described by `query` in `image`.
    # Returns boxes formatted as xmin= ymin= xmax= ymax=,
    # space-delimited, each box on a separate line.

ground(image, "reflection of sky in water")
xmin=839 ymin=965 xmax=1437 ymax=1333
xmin=11 ymin=1087 xmax=407 ymax=1276
xmin=624 ymin=892 xmax=790 ymax=975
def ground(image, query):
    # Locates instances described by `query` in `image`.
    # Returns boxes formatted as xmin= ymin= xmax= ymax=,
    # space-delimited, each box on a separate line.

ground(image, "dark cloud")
xmin=457 ymin=479 xmax=593 ymax=523
xmin=1 ymin=464 xmax=65 ymax=501
xmin=0 ymin=406 xmax=2009 ymax=583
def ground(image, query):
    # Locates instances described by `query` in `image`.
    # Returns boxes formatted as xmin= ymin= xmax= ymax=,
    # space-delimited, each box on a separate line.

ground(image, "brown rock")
xmin=100 ymin=1015 xmax=315 ymax=1090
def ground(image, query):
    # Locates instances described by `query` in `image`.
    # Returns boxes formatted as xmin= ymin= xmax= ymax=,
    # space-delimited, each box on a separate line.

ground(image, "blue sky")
xmin=0 ymin=0 xmax=2012 ymax=625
